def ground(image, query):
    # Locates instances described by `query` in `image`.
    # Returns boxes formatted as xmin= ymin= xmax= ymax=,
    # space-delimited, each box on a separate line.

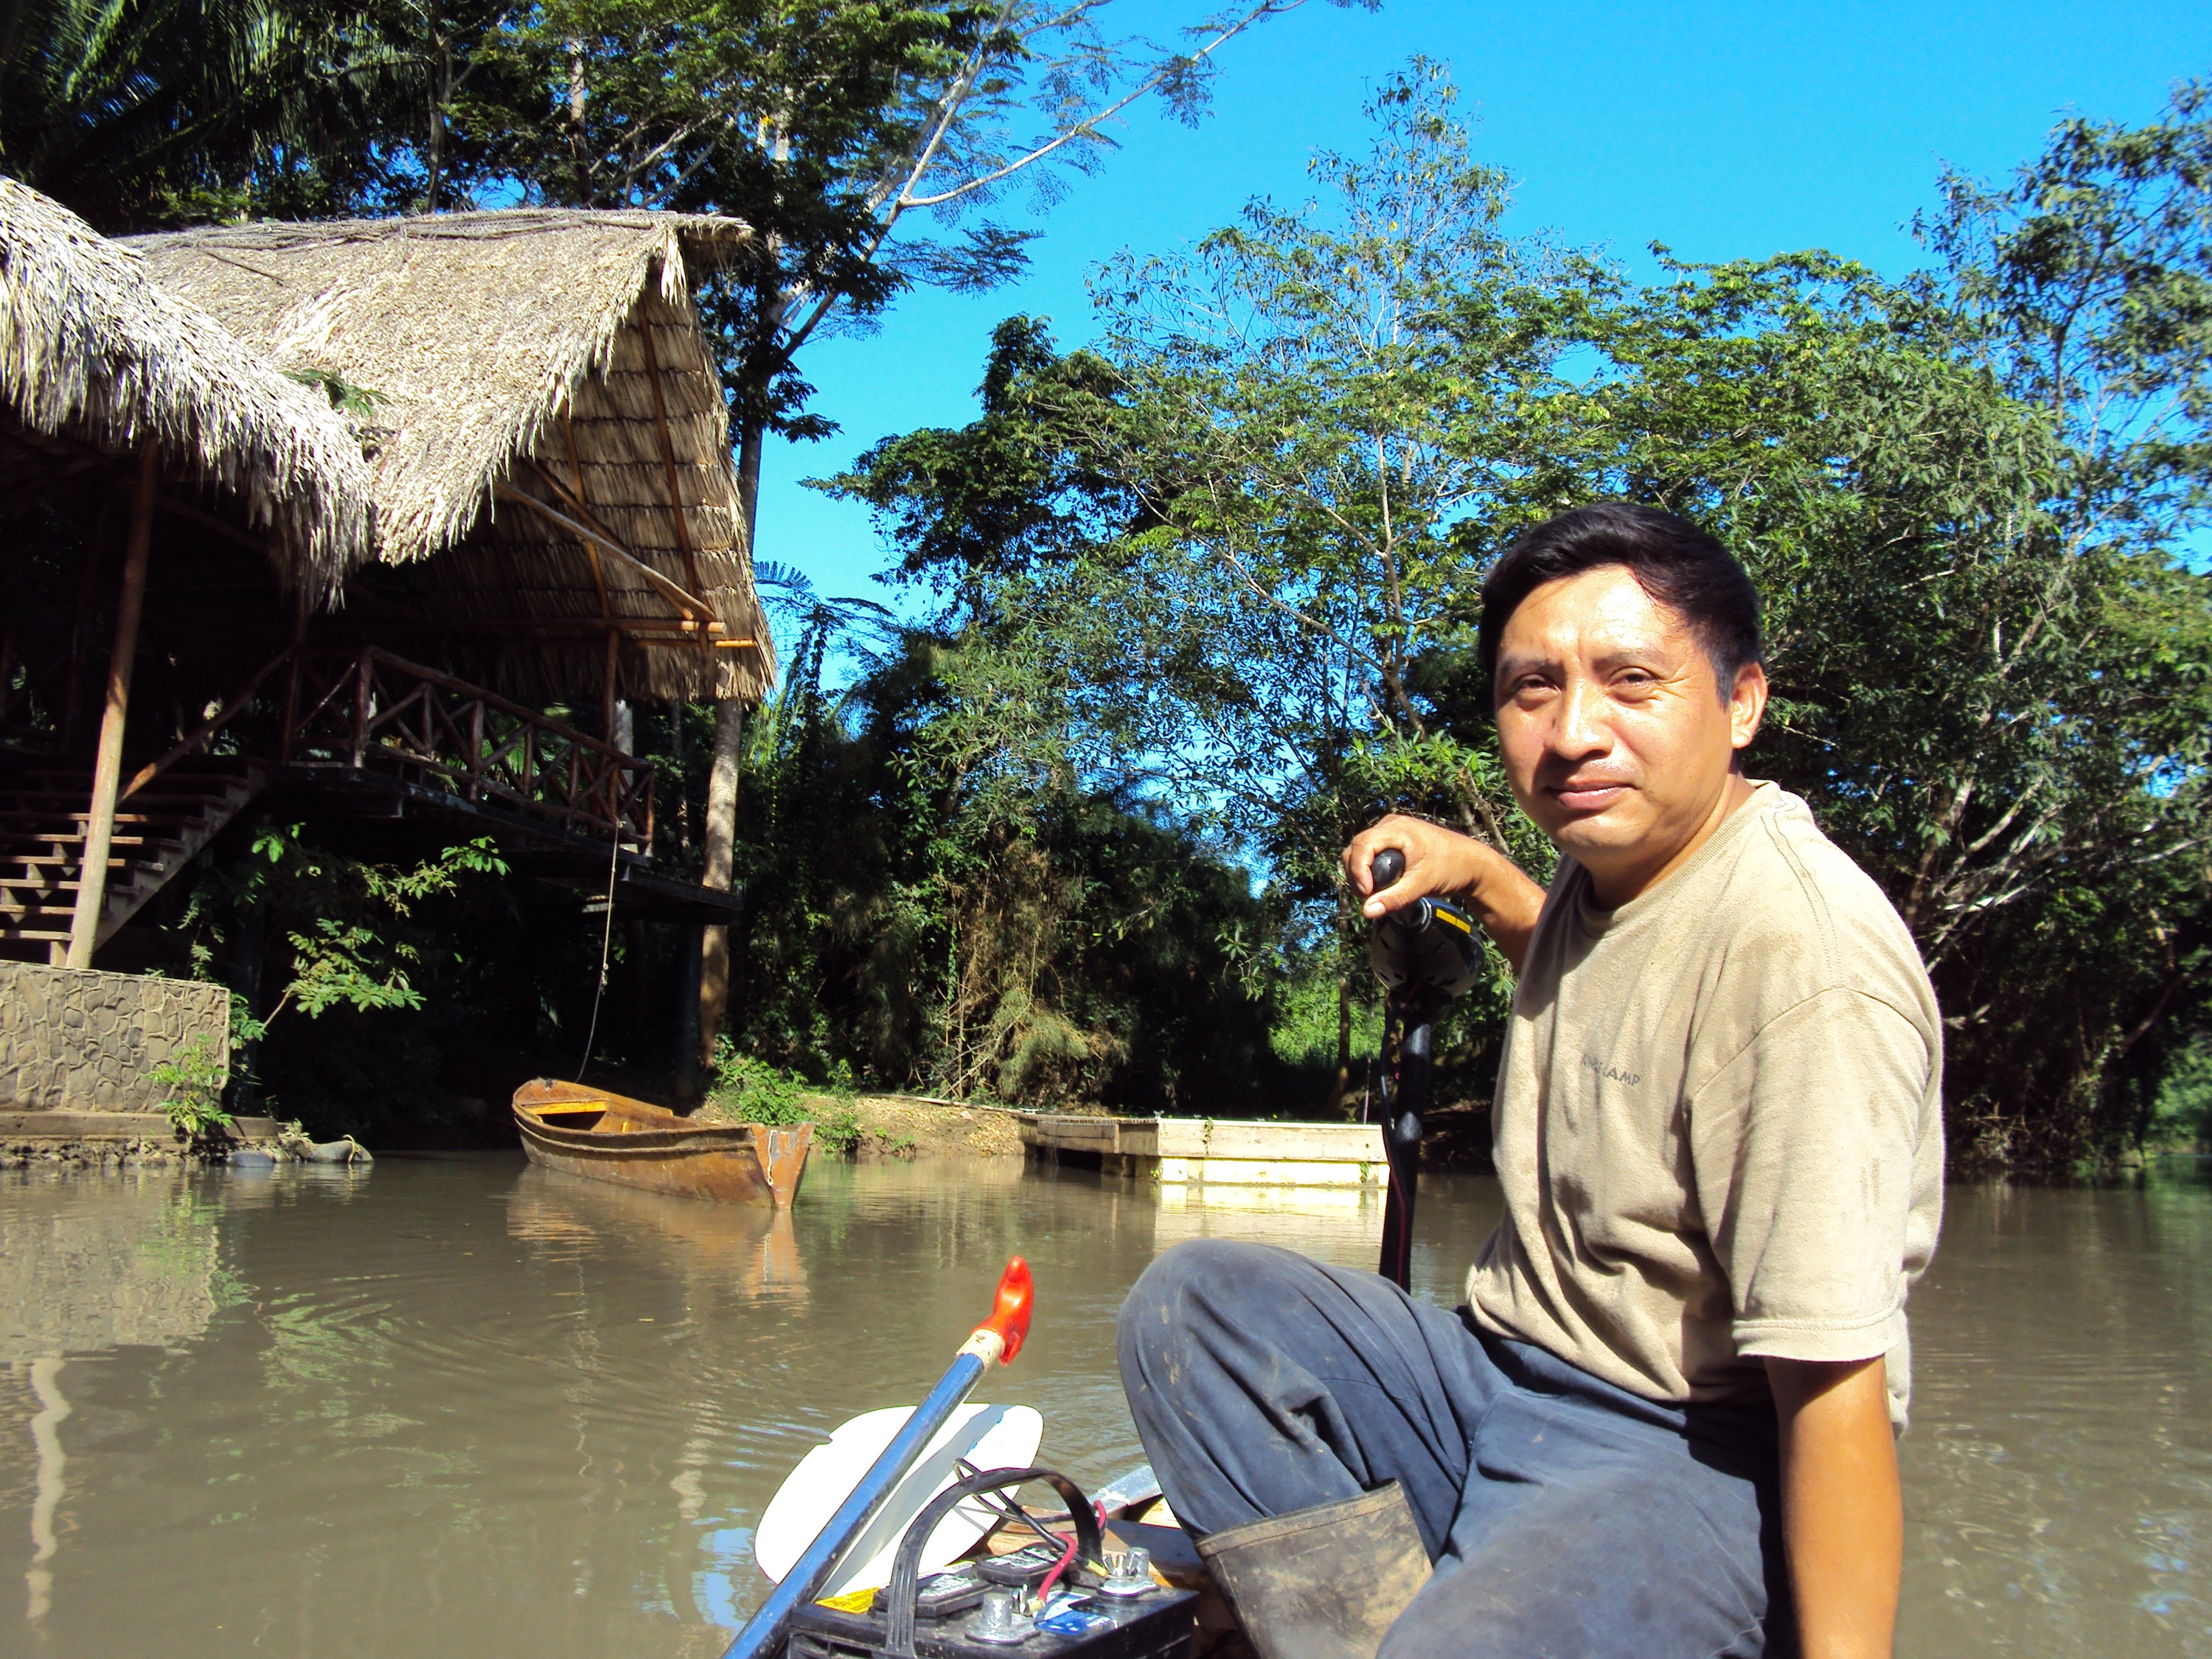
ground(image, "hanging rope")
xmin=577 ymin=824 xmax=622 ymax=1079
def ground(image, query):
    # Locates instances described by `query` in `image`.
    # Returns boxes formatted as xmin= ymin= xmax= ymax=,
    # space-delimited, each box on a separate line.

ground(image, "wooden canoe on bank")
xmin=512 ymin=1079 xmax=812 ymax=1206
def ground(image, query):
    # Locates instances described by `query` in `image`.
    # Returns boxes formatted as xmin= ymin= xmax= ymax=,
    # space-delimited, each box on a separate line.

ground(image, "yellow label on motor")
xmin=815 ymin=1589 xmax=876 ymax=1614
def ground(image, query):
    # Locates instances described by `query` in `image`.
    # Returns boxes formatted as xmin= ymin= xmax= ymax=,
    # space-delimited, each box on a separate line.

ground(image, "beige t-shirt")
xmin=1467 ymin=782 xmax=1944 ymax=1427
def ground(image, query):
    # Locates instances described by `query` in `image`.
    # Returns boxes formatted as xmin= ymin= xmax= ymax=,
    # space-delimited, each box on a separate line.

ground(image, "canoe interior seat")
xmin=535 ymin=1107 xmax=608 ymax=1130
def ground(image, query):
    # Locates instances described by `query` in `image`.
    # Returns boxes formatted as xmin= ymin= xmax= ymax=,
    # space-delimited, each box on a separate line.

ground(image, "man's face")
xmin=1493 ymin=564 xmax=1766 ymax=900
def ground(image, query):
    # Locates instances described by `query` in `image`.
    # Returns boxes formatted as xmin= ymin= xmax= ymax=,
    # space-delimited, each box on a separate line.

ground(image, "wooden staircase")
xmin=0 ymin=762 xmax=263 ymax=961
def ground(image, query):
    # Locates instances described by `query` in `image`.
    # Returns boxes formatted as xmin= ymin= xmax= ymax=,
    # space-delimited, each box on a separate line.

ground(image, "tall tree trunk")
xmin=1331 ymin=967 xmax=1354 ymax=1118
xmin=698 ymin=700 xmax=744 ymax=1064
xmin=696 ymin=409 xmax=764 ymax=1067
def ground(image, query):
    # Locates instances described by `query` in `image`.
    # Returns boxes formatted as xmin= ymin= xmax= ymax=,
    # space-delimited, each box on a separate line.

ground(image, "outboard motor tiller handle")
xmin=1369 ymin=846 xmax=1408 ymax=907
xmin=1364 ymin=846 xmax=1481 ymax=1290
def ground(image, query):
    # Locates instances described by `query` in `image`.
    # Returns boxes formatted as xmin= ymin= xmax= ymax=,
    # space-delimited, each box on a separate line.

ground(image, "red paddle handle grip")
xmin=974 ymin=1256 xmax=1033 ymax=1366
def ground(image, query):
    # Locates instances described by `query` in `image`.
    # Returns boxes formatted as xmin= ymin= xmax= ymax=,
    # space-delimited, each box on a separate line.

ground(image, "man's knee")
xmin=1120 ymin=1237 xmax=1304 ymax=1334
xmin=1116 ymin=1240 xmax=1310 ymax=1388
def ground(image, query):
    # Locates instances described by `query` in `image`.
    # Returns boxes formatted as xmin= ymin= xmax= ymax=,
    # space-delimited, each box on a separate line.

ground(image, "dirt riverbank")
xmin=687 ymin=1092 xmax=1029 ymax=1160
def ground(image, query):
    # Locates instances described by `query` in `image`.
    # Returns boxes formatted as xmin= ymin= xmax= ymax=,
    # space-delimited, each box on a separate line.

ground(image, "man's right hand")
xmin=1343 ymin=815 xmax=1546 ymax=975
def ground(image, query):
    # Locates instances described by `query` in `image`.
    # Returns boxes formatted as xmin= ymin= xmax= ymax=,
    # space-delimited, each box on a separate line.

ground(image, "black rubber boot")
xmin=1195 ymin=1484 xmax=1432 ymax=1659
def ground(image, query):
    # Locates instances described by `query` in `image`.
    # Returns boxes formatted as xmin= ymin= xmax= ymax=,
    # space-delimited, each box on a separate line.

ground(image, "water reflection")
xmin=507 ymin=1166 xmax=808 ymax=1303
xmin=0 ymin=1171 xmax=226 ymax=1632
xmin=1891 ymin=1170 xmax=2212 ymax=1656
xmin=1152 ymin=1180 xmax=1383 ymax=1262
xmin=0 ymin=1157 xmax=2205 ymax=1657
xmin=0 ymin=1171 xmax=223 ymax=1355
xmin=21 ymin=1357 xmax=64 ymax=1625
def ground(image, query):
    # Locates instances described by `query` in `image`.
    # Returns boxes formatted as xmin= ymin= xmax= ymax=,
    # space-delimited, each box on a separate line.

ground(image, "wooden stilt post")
xmin=66 ymin=442 xmax=159 ymax=970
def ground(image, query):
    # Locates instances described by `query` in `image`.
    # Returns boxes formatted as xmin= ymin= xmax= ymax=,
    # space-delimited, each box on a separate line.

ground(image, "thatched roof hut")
xmin=0 ymin=177 xmax=374 ymax=595
xmin=131 ymin=209 xmax=776 ymax=703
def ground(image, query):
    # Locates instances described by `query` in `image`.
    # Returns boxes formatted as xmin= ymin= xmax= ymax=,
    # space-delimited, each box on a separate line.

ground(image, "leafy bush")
xmin=2151 ymin=1043 xmax=2212 ymax=1152
xmin=812 ymin=1105 xmax=864 ymax=1156
xmin=709 ymin=1043 xmax=871 ymax=1155
xmin=708 ymin=1045 xmax=812 ymax=1125
xmin=149 ymin=1033 xmax=234 ymax=1144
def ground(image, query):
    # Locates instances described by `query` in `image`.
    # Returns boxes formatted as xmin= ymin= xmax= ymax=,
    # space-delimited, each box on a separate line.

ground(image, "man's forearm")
xmin=1767 ymin=1355 xmax=1902 ymax=1659
xmin=1456 ymin=856 xmax=1545 ymax=974
xmin=1344 ymin=815 xmax=1545 ymax=973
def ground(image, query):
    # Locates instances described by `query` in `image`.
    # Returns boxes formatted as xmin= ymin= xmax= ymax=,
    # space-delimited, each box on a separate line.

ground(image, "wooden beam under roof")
xmin=493 ymin=478 xmax=719 ymax=623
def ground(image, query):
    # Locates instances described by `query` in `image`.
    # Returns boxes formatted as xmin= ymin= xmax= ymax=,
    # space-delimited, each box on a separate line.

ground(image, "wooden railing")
xmin=279 ymin=647 xmax=653 ymax=850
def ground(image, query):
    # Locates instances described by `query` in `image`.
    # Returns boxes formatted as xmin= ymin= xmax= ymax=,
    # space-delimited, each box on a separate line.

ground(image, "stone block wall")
xmin=0 ymin=962 xmax=229 ymax=1112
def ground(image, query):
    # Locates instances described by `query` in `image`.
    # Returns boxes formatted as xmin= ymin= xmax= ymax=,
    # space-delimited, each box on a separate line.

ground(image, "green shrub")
xmin=2151 ymin=1042 xmax=2212 ymax=1151
xmin=709 ymin=1047 xmax=811 ymax=1124
xmin=708 ymin=1043 xmax=875 ymax=1157
xmin=813 ymin=1104 xmax=864 ymax=1157
xmin=149 ymin=1034 xmax=234 ymax=1144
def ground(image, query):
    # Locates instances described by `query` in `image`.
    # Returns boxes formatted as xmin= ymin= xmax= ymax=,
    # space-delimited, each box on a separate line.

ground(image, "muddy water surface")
xmin=1 ymin=1154 xmax=2207 ymax=1658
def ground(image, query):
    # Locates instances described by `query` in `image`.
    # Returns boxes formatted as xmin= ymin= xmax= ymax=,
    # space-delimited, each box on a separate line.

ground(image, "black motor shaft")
xmin=1366 ymin=847 xmax=1481 ymax=1290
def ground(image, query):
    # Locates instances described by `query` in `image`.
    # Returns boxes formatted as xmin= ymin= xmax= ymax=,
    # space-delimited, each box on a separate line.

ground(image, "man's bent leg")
xmin=1116 ymin=1239 xmax=1506 ymax=1558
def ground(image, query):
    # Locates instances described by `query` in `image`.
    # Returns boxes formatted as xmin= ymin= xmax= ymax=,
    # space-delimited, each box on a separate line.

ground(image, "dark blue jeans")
xmin=1116 ymin=1240 xmax=1793 ymax=1659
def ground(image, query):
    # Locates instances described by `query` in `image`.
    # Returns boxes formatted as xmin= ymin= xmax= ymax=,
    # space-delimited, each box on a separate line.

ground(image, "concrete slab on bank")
xmin=0 ymin=1112 xmax=281 ymax=1142
xmin=1018 ymin=1113 xmax=1384 ymax=1187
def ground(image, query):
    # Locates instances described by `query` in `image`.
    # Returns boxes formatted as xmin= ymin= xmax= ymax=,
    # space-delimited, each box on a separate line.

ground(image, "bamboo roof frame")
xmin=130 ymin=209 xmax=777 ymax=703
xmin=0 ymin=176 xmax=375 ymax=596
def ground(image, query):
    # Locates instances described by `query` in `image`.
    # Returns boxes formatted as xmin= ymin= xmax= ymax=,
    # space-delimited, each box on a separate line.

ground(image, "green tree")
xmin=840 ymin=66 xmax=2212 ymax=1158
xmin=827 ymin=61 xmax=1596 ymax=1110
xmin=0 ymin=0 xmax=410 ymax=229
xmin=1538 ymin=248 xmax=2209 ymax=1169
xmin=1519 ymin=83 xmax=2212 ymax=1170
xmin=1005 ymin=64 xmax=1570 ymax=1105
xmin=715 ymin=555 xmax=1283 ymax=1109
xmin=167 ymin=825 xmax=512 ymax=1137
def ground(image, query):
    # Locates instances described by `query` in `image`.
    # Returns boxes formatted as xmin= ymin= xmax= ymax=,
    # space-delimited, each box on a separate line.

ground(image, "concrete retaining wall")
xmin=1019 ymin=1112 xmax=1386 ymax=1186
xmin=0 ymin=962 xmax=229 ymax=1113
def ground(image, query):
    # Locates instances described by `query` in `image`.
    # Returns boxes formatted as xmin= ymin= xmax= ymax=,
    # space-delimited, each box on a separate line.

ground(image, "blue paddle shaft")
xmin=723 ymin=1350 xmax=987 ymax=1659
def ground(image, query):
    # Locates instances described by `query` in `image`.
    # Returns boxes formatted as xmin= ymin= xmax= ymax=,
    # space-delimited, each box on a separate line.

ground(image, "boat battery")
xmin=785 ymin=1578 xmax=1197 ymax=1659
xmin=783 ymin=1464 xmax=1193 ymax=1659
xmin=972 ymin=1543 xmax=1065 ymax=1591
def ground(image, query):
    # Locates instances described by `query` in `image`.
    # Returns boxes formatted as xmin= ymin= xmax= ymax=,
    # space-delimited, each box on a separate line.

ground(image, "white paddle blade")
xmin=752 ymin=1402 xmax=1044 ymax=1598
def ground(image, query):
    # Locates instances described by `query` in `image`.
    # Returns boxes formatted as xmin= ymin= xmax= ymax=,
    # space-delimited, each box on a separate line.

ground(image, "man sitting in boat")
xmin=1117 ymin=504 xmax=1943 ymax=1659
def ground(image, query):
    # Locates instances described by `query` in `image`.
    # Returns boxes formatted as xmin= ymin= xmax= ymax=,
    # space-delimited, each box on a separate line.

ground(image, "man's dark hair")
xmin=1478 ymin=503 xmax=1763 ymax=706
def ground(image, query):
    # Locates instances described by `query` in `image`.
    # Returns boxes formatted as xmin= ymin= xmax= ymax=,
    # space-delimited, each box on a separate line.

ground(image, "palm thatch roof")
xmin=131 ymin=209 xmax=776 ymax=703
xmin=0 ymin=176 xmax=374 ymax=595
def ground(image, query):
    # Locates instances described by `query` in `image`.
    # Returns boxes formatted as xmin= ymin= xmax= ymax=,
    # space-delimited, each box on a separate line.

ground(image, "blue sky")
xmin=759 ymin=0 xmax=2211 ymax=618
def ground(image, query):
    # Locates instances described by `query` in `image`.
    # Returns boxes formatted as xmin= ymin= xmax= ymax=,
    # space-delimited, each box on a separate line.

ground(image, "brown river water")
xmin=1 ymin=1153 xmax=2208 ymax=1658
